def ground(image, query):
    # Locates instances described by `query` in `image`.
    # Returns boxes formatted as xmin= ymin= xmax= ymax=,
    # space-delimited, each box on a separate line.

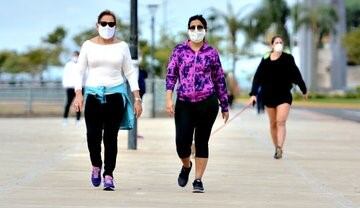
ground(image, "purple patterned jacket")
xmin=166 ymin=41 xmax=229 ymax=112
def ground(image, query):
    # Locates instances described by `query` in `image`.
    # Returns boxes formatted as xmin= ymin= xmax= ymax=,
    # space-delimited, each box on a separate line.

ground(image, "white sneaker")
xmin=75 ymin=120 xmax=81 ymax=126
xmin=62 ymin=119 xmax=68 ymax=126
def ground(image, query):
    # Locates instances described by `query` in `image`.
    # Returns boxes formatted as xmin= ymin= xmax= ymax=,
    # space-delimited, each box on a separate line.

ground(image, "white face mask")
xmin=98 ymin=25 xmax=115 ymax=39
xmin=188 ymin=29 xmax=206 ymax=43
xmin=274 ymin=43 xmax=283 ymax=52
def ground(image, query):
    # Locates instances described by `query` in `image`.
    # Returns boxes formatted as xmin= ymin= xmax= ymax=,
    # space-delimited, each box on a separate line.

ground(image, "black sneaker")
xmin=192 ymin=179 xmax=204 ymax=193
xmin=274 ymin=147 xmax=283 ymax=159
xmin=177 ymin=161 xmax=192 ymax=187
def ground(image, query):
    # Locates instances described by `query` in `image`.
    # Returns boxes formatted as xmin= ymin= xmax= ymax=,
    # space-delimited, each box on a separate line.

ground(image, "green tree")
xmin=23 ymin=48 xmax=51 ymax=75
xmin=2 ymin=48 xmax=50 ymax=78
xmin=292 ymin=2 xmax=338 ymax=90
xmin=153 ymin=32 xmax=178 ymax=77
xmin=345 ymin=0 xmax=360 ymax=31
xmin=210 ymin=3 xmax=246 ymax=74
xmin=139 ymin=39 xmax=151 ymax=71
xmin=0 ymin=51 xmax=16 ymax=77
xmin=138 ymin=32 xmax=179 ymax=78
xmin=1 ymin=51 xmax=25 ymax=74
xmin=42 ymin=26 xmax=67 ymax=66
xmin=205 ymin=13 xmax=224 ymax=52
xmin=0 ymin=51 xmax=14 ymax=67
xmin=343 ymin=28 xmax=360 ymax=65
xmin=292 ymin=3 xmax=338 ymax=48
xmin=0 ymin=26 xmax=68 ymax=78
xmin=245 ymin=0 xmax=291 ymax=47
xmin=42 ymin=26 xmax=67 ymax=45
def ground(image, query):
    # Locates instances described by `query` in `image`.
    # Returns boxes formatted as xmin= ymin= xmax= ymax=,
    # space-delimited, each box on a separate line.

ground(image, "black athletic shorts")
xmin=263 ymin=92 xmax=292 ymax=108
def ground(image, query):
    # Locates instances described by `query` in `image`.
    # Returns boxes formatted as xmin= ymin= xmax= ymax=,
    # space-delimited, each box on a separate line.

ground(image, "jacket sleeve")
xmin=211 ymin=50 xmax=229 ymax=112
xmin=249 ymin=58 xmax=265 ymax=96
xmin=289 ymin=55 xmax=307 ymax=94
xmin=165 ymin=48 xmax=179 ymax=91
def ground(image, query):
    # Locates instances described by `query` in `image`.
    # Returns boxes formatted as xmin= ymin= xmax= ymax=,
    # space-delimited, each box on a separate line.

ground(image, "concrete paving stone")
xmin=0 ymin=108 xmax=359 ymax=208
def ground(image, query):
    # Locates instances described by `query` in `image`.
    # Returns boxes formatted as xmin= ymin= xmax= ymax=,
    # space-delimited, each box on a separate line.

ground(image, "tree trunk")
xmin=330 ymin=0 xmax=347 ymax=90
xmin=311 ymin=34 xmax=319 ymax=91
xmin=299 ymin=25 xmax=312 ymax=90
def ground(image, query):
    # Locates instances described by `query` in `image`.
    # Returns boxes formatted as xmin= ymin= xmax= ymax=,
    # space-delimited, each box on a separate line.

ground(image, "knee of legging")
xmin=176 ymin=145 xmax=191 ymax=158
xmin=195 ymin=144 xmax=209 ymax=158
xmin=87 ymin=131 xmax=102 ymax=140
xmin=103 ymin=129 xmax=119 ymax=139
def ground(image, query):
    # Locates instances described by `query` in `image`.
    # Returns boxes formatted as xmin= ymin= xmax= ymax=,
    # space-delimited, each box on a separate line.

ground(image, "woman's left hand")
xmin=134 ymin=100 xmax=142 ymax=118
xmin=222 ymin=111 xmax=229 ymax=123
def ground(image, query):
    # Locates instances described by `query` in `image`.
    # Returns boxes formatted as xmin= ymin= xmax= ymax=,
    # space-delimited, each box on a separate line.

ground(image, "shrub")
xmin=343 ymin=28 xmax=360 ymax=65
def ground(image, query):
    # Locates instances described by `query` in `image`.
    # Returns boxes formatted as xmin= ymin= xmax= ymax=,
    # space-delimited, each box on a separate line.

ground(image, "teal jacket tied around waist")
xmin=84 ymin=83 xmax=134 ymax=130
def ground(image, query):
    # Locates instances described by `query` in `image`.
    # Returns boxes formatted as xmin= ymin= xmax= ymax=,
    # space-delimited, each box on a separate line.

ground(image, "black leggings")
xmin=84 ymin=93 xmax=124 ymax=177
xmin=63 ymin=88 xmax=81 ymax=120
xmin=175 ymin=95 xmax=219 ymax=158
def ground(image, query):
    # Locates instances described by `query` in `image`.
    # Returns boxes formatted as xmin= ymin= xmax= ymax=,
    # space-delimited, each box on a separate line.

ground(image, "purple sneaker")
xmin=91 ymin=167 xmax=101 ymax=187
xmin=103 ymin=175 xmax=115 ymax=191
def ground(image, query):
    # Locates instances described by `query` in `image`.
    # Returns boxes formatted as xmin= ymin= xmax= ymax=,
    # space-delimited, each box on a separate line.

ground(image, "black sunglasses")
xmin=99 ymin=21 xmax=116 ymax=27
xmin=189 ymin=25 xmax=204 ymax=30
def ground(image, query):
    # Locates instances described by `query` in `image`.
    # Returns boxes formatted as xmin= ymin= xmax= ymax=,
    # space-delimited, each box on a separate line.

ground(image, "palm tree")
xmin=292 ymin=1 xmax=338 ymax=91
xmin=244 ymin=0 xmax=291 ymax=47
xmin=206 ymin=12 xmax=224 ymax=52
xmin=209 ymin=3 xmax=246 ymax=74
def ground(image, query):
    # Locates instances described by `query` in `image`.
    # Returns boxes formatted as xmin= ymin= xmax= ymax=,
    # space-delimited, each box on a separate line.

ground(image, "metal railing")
xmin=0 ymin=82 xmax=65 ymax=116
xmin=0 ymin=79 xmax=168 ymax=117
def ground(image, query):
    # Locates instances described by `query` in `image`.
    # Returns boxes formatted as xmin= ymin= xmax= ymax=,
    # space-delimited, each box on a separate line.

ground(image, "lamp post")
xmin=147 ymin=4 xmax=158 ymax=118
xmin=128 ymin=0 xmax=138 ymax=150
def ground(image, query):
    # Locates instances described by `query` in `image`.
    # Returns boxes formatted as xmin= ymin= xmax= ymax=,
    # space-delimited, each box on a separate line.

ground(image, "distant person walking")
xmin=224 ymin=72 xmax=240 ymax=108
xmin=136 ymin=67 xmax=148 ymax=139
xmin=166 ymin=15 xmax=229 ymax=193
xmin=138 ymin=68 xmax=148 ymax=99
xmin=62 ymin=51 xmax=81 ymax=125
xmin=73 ymin=10 xmax=142 ymax=191
xmin=248 ymin=35 xmax=308 ymax=159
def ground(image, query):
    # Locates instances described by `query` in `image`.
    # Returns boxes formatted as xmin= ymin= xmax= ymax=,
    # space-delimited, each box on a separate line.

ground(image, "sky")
xmin=0 ymin=0 xmax=266 ymax=52
xmin=0 ymin=0 xmax=297 ymax=87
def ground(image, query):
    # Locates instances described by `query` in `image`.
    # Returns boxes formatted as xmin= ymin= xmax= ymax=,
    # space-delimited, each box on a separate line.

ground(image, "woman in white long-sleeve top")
xmin=73 ymin=10 xmax=142 ymax=191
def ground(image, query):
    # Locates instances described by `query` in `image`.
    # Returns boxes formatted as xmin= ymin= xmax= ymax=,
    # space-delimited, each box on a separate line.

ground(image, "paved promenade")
xmin=0 ymin=107 xmax=359 ymax=208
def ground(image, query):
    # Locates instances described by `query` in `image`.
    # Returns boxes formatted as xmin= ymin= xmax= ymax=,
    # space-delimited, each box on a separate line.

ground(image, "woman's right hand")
xmin=303 ymin=92 xmax=309 ymax=100
xmin=247 ymin=95 xmax=257 ymax=107
xmin=166 ymin=98 xmax=175 ymax=117
xmin=73 ymin=91 xmax=83 ymax=112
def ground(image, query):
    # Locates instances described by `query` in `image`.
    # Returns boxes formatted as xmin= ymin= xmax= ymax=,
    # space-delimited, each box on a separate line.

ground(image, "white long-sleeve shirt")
xmin=75 ymin=40 xmax=139 ymax=91
xmin=62 ymin=60 xmax=77 ymax=88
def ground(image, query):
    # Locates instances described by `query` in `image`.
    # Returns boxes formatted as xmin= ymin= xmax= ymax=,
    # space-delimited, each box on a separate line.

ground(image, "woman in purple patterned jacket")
xmin=165 ymin=15 xmax=229 ymax=193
